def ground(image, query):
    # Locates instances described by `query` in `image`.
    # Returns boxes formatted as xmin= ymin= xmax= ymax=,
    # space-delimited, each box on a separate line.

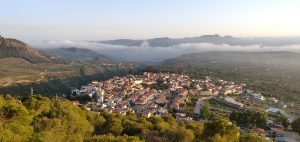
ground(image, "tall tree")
xmin=200 ymin=102 xmax=210 ymax=120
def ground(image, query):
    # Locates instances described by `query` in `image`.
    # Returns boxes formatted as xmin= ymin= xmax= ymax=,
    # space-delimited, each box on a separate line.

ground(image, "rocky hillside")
xmin=0 ymin=36 xmax=52 ymax=63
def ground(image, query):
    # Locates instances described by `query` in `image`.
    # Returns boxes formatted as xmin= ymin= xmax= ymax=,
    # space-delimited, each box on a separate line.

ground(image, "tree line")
xmin=0 ymin=94 xmax=268 ymax=142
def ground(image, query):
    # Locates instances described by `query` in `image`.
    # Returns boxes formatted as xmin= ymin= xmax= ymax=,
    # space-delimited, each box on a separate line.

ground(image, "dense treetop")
xmin=0 ymin=95 xmax=266 ymax=142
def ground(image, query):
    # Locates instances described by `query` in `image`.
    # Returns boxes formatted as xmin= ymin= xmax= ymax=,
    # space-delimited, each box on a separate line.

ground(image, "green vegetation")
xmin=230 ymin=110 xmax=267 ymax=129
xmin=292 ymin=117 xmax=300 ymax=134
xmin=200 ymin=102 xmax=210 ymax=120
xmin=203 ymin=119 xmax=240 ymax=142
xmin=183 ymin=92 xmax=199 ymax=118
xmin=239 ymin=132 xmax=266 ymax=142
xmin=87 ymin=134 xmax=142 ymax=142
xmin=0 ymin=94 xmax=261 ymax=142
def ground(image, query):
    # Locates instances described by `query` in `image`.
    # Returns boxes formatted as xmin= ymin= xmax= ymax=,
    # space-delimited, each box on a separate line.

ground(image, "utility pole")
xmin=30 ymin=87 xmax=33 ymax=96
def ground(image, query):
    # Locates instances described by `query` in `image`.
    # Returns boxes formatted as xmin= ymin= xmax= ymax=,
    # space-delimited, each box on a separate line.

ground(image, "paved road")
xmin=194 ymin=97 xmax=212 ymax=114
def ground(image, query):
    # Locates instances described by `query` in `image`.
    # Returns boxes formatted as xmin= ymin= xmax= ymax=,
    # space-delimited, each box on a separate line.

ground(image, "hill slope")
xmin=0 ymin=36 xmax=52 ymax=63
xmin=44 ymin=47 xmax=111 ymax=63
xmin=163 ymin=51 xmax=300 ymax=67
xmin=0 ymin=37 xmax=135 ymax=96
xmin=161 ymin=51 xmax=300 ymax=106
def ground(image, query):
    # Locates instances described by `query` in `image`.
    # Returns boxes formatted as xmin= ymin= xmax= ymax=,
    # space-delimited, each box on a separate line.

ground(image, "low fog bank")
xmin=31 ymin=40 xmax=300 ymax=62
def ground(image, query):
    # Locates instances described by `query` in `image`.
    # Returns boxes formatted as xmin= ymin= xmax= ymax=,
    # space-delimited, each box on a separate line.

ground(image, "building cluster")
xmin=72 ymin=72 xmax=245 ymax=120
xmin=245 ymin=90 xmax=266 ymax=101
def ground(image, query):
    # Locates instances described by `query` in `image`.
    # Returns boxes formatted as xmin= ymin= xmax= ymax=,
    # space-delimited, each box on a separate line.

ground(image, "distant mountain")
xmin=163 ymin=51 xmax=300 ymax=67
xmin=98 ymin=34 xmax=300 ymax=47
xmin=44 ymin=47 xmax=112 ymax=63
xmin=0 ymin=36 xmax=52 ymax=63
xmin=100 ymin=39 xmax=144 ymax=47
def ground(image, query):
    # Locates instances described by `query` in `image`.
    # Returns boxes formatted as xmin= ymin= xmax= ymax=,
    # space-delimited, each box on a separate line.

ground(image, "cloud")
xmin=30 ymin=40 xmax=300 ymax=62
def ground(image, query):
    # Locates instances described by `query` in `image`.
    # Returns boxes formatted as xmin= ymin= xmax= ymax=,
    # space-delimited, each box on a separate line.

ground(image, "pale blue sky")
xmin=0 ymin=0 xmax=300 ymax=41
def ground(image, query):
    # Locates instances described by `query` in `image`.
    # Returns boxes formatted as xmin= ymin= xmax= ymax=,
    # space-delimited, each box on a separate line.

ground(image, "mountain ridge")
xmin=98 ymin=34 xmax=300 ymax=47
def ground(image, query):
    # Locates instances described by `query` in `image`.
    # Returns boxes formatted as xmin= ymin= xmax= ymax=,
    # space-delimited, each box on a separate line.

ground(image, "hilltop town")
xmin=71 ymin=72 xmax=289 ymax=120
